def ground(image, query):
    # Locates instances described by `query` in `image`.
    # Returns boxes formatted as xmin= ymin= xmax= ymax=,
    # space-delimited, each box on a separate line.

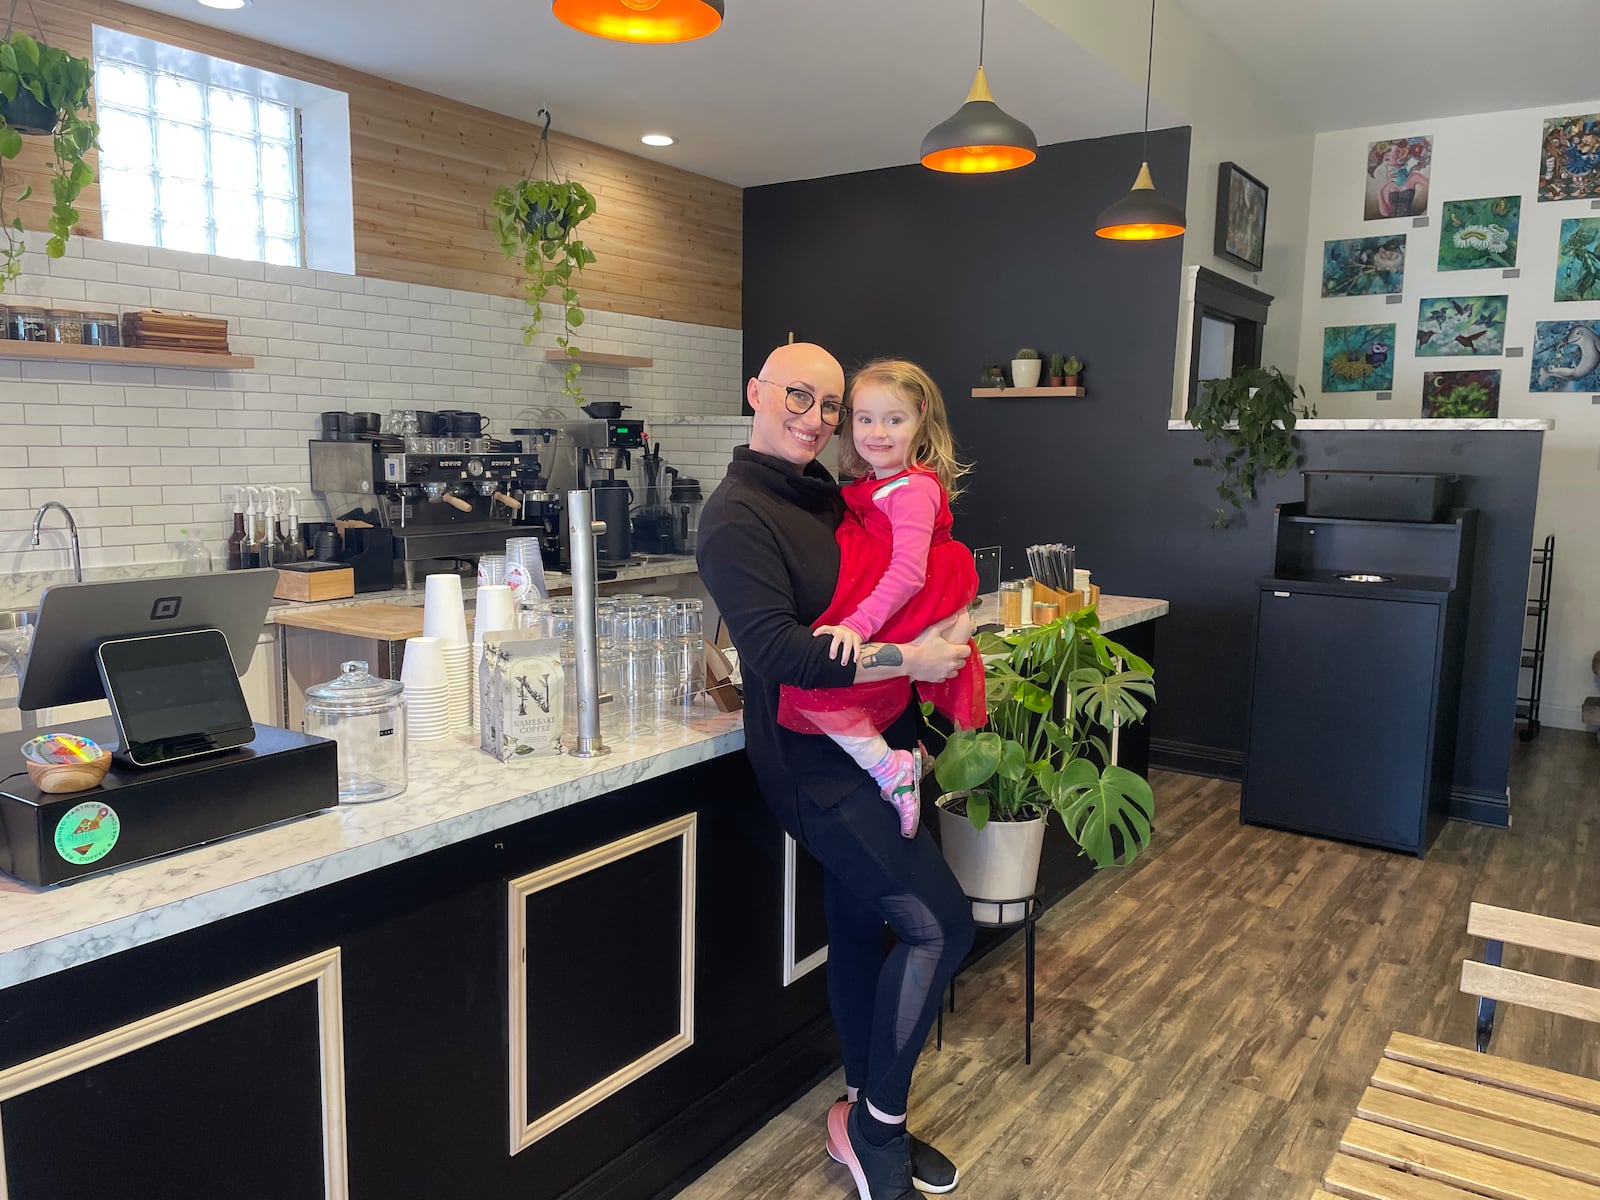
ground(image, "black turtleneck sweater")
xmin=697 ymin=447 xmax=917 ymax=834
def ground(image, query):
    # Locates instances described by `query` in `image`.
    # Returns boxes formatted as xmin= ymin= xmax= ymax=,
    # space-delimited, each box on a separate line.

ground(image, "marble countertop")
xmin=0 ymin=710 xmax=745 ymax=991
xmin=1167 ymin=418 xmax=1554 ymax=431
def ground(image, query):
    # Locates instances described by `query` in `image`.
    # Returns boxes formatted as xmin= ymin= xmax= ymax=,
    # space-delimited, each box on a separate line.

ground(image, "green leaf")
xmin=933 ymin=730 xmax=1003 ymax=793
xmin=1056 ymin=764 xmax=1155 ymax=869
xmin=0 ymin=127 xmax=19 ymax=158
xmin=965 ymin=791 xmax=990 ymax=831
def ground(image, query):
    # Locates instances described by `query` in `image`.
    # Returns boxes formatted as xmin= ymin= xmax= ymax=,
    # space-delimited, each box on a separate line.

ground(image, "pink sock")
xmin=866 ymin=748 xmax=899 ymax=788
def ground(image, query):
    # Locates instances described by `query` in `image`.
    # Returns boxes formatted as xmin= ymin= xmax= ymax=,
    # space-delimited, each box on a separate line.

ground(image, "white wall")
xmin=1022 ymin=1 xmax=1317 ymax=412
xmin=0 ymin=232 xmax=743 ymax=578
xmin=1294 ymin=104 xmax=1600 ymax=732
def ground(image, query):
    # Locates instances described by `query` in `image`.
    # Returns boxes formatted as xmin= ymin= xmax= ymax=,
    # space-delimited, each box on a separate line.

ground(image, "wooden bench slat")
xmin=1357 ymin=1086 xmax=1600 ymax=1185
xmin=1386 ymin=1032 xmax=1600 ymax=1115
xmin=1373 ymin=1059 xmax=1600 ymax=1149
xmin=1468 ymin=903 xmax=1600 ymax=964
xmin=1462 ymin=960 xmax=1600 ymax=1026
xmin=1340 ymin=1117 xmax=1600 ymax=1200
xmin=1325 ymin=1152 xmax=1505 ymax=1199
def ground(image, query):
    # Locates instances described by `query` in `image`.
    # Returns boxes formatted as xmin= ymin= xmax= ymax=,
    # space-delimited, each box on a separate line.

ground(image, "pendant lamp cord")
xmin=978 ymin=0 xmax=986 ymax=66
xmin=1142 ymin=0 xmax=1156 ymax=158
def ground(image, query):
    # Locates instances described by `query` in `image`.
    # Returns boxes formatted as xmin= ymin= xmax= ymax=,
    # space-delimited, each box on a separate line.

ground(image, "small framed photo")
xmin=1215 ymin=162 xmax=1268 ymax=272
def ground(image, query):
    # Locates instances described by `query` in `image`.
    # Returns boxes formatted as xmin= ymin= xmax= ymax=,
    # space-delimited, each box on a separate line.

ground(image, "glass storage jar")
xmin=81 ymin=311 xmax=121 ymax=347
xmin=303 ymin=660 xmax=407 ymax=802
xmin=45 ymin=310 xmax=84 ymax=344
xmin=6 ymin=306 xmax=48 ymax=341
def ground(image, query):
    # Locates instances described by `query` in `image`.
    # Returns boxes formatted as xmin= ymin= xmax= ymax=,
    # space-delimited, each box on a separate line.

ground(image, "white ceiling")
xmin=118 ymin=0 xmax=1599 ymax=186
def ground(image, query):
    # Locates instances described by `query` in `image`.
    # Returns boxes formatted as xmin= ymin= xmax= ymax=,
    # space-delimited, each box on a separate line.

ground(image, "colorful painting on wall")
xmin=1322 ymin=324 xmax=1396 ymax=392
xmin=1414 ymin=295 xmax=1508 ymax=356
xmin=1537 ymin=113 xmax=1600 ymax=202
xmin=1437 ymin=196 xmax=1520 ymax=270
xmin=1554 ymin=217 xmax=1600 ymax=301
xmin=1422 ymin=369 xmax=1501 ymax=419
xmin=1530 ymin=320 xmax=1600 ymax=391
xmin=1322 ymin=235 xmax=1406 ymax=296
xmin=1364 ymin=135 xmax=1432 ymax=220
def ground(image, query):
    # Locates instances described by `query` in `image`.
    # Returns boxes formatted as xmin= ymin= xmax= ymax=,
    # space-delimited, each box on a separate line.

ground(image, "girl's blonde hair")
xmin=838 ymin=359 xmax=972 ymax=503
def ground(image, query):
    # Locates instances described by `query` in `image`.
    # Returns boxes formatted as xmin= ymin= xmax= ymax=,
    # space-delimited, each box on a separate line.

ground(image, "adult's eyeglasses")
xmin=757 ymin=378 xmax=845 ymax=426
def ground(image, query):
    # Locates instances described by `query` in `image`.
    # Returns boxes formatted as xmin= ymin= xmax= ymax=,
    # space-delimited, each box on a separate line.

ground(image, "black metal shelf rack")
xmin=1516 ymin=534 xmax=1555 ymax=741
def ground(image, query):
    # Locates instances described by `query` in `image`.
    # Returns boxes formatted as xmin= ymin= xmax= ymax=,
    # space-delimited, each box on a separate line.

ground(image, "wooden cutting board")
xmin=271 ymin=603 xmax=427 ymax=641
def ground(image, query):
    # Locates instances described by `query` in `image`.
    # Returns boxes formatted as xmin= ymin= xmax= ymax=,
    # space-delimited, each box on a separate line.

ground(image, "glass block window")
xmin=93 ymin=53 xmax=304 ymax=266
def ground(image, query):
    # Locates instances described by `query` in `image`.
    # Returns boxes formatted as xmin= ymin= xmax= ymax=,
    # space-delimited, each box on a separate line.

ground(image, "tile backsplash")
xmin=0 ymin=232 xmax=746 ymax=577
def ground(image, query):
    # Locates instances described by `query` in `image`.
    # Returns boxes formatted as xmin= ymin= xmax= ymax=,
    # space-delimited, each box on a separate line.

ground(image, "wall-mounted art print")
xmin=1437 ymin=196 xmax=1520 ymax=270
xmin=1555 ymin=217 xmax=1600 ymax=301
xmin=1415 ymin=295 xmax=1508 ymax=356
xmin=1538 ymin=112 xmax=1600 ymax=202
xmin=1321 ymin=235 xmax=1406 ymax=296
xmin=1531 ymin=320 xmax=1600 ymax=391
xmin=1364 ymin=135 xmax=1432 ymax=220
xmin=1322 ymin=324 xmax=1395 ymax=392
xmin=1215 ymin=161 xmax=1268 ymax=271
xmin=1422 ymin=369 xmax=1501 ymax=419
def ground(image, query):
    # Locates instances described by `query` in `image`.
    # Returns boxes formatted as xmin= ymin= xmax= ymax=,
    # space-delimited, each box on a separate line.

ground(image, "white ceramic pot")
xmin=936 ymin=792 xmax=1046 ymax=924
xmin=1010 ymin=358 xmax=1042 ymax=389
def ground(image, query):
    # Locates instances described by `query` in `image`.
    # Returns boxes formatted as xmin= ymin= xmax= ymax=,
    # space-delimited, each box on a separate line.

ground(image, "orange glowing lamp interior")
xmin=551 ymin=0 xmax=723 ymax=43
xmin=921 ymin=144 xmax=1037 ymax=174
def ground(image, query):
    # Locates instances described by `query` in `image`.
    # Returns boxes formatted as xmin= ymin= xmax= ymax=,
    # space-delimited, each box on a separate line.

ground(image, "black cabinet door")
xmin=1242 ymin=589 xmax=1441 ymax=851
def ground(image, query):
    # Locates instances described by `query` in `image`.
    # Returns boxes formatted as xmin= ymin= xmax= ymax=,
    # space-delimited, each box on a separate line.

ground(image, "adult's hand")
xmin=903 ymin=622 xmax=970 ymax=683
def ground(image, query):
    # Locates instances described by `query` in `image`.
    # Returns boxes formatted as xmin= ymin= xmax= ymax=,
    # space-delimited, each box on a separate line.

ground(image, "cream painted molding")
xmin=507 ymin=813 xmax=698 ymax=1153
xmin=0 ymin=948 xmax=348 ymax=1200
xmin=782 ymin=833 xmax=828 ymax=987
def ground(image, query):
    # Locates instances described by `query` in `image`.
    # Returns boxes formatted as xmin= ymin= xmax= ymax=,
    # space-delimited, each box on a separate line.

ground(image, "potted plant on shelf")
xmin=1010 ymin=347 xmax=1041 ymax=388
xmin=0 ymin=31 xmax=99 ymax=290
xmin=1062 ymin=356 xmax=1083 ymax=388
xmin=932 ymin=609 xmax=1156 ymax=921
xmin=1047 ymin=352 xmax=1065 ymax=387
xmin=490 ymin=112 xmax=598 ymax=404
xmin=1186 ymin=365 xmax=1315 ymax=529
xmin=980 ymin=363 xmax=1007 ymax=390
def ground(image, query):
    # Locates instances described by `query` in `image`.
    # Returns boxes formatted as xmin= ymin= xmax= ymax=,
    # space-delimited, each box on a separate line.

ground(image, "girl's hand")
xmin=814 ymin=624 xmax=864 ymax=665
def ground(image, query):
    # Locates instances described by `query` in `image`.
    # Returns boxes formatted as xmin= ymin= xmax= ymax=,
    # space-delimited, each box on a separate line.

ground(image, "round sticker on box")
xmin=53 ymin=802 xmax=121 ymax=866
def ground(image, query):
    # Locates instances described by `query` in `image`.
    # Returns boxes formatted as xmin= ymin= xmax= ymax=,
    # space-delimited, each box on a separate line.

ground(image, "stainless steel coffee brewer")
xmin=309 ymin=432 xmax=543 ymax=588
xmin=514 ymin=418 xmax=644 ymax=567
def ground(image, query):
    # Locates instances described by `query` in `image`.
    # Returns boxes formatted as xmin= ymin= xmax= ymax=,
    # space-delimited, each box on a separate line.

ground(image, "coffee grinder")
xmin=588 ymin=447 xmax=633 ymax=565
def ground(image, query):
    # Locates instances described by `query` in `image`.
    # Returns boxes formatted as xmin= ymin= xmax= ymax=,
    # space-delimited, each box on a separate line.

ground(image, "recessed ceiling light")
xmin=640 ymin=133 xmax=676 ymax=148
xmin=198 ymin=0 xmax=252 ymax=8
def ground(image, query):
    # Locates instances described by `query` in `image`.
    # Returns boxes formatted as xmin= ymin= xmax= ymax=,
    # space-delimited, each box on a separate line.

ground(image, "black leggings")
xmin=797 ymin=778 xmax=975 ymax=1115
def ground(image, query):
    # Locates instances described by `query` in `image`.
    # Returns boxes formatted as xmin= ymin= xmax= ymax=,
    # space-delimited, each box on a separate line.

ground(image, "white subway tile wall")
xmin=0 ymin=234 xmax=748 ymax=574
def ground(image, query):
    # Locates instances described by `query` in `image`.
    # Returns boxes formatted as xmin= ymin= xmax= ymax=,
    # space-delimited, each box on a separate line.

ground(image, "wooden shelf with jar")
xmin=970 ymin=386 xmax=1086 ymax=398
xmin=542 ymin=349 xmax=653 ymax=368
xmin=0 ymin=341 xmax=255 ymax=369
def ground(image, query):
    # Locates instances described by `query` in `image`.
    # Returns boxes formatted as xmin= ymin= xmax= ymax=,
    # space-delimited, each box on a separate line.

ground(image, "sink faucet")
xmin=31 ymin=502 xmax=82 ymax=583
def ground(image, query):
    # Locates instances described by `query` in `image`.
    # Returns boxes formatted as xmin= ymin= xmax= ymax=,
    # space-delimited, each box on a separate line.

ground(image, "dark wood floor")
xmin=676 ymin=729 xmax=1600 ymax=1199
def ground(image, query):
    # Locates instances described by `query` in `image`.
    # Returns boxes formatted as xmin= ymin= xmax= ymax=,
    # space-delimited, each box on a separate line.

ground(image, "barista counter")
xmin=0 ymin=594 xmax=1166 ymax=1200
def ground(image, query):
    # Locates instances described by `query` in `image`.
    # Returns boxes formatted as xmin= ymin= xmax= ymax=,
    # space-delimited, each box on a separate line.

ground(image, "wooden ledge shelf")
xmin=0 ymin=341 xmax=254 ymax=369
xmin=971 ymin=386 xmax=1086 ymax=398
xmin=543 ymin=350 xmax=653 ymax=368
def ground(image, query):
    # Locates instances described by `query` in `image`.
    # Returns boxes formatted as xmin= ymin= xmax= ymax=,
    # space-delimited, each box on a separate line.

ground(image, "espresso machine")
xmin=309 ymin=433 xmax=543 ymax=588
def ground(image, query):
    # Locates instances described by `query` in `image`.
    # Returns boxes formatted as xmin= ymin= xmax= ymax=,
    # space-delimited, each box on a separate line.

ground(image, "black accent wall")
xmin=743 ymin=127 xmax=1541 ymax=808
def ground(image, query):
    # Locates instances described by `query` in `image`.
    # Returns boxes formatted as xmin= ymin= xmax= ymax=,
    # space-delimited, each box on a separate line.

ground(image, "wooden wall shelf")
xmin=971 ymin=386 xmax=1086 ymax=398
xmin=0 ymin=341 xmax=254 ymax=369
xmin=543 ymin=350 xmax=653 ymax=368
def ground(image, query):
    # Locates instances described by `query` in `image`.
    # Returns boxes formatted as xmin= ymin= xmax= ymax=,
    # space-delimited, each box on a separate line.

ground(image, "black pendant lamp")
xmin=921 ymin=0 xmax=1038 ymax=174
xmin=1095 ymin=0 xmax=1186 ymax=240
xmin=551 ymin=0 xmax=724 ymax=44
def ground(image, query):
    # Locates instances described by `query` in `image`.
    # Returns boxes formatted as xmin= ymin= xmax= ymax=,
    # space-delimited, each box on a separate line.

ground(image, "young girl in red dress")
xmin=777 ymin=359 xmax=986 ymax=838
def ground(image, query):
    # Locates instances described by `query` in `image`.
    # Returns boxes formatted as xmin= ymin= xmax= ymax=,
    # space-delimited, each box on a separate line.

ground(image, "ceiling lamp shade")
xmin=921 ymin=0 xmax=1037 ymax=174
xmin=551 ymin=0 xmax=724 ymax=44
xmin=1095 ymin=0 xmax=1185 ymax=241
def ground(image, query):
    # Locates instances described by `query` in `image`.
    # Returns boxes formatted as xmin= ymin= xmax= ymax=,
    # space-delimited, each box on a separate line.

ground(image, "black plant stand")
xmin=935 ymin=895 xmax=1043 ymax=1065
xmin=1517 ymin=534 xmax=1555 ymax=741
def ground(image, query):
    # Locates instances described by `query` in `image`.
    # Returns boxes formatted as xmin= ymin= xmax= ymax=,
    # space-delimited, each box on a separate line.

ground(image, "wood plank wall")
xmin=14 ymin=0 xmax=742 ymax=328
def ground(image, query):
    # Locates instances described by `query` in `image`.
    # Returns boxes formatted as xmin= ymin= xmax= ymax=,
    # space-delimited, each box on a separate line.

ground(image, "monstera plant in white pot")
xmin=933 ymin=609 xmax=1156 ymax=921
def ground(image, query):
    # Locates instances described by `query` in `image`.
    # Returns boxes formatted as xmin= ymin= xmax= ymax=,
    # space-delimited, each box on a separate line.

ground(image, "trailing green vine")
xmin=1186 ymin=365 xmax=1315 ymax=529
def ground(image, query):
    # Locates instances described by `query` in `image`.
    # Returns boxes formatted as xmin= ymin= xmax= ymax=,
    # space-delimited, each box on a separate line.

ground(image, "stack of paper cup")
xmin=470 ymin=584 xmax=517 ymax=721
xmin=505 ymin=536 xmax=548 ymax=605
xmin=401 ymin=637 xmax=450 ymax=742
xmin=423 ymin=573 xmax=473 ymax=730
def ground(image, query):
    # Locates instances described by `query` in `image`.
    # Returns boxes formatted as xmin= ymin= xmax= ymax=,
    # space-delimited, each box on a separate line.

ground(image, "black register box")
xmin=0 ymin=717 xmax=337 ymax=887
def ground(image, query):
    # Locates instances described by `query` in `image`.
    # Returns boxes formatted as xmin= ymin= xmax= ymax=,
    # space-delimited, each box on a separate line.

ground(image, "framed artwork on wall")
xmin=1215 ymin=162 xmax=1268 ymax=271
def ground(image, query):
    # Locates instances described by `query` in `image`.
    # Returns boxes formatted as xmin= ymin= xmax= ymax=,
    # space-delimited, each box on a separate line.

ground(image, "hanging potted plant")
xmin=1186 ymin=365 xmax=1316 ymax=529
xmin=0 ymin=28 xmax=99 ymax=290
xmin=932 ymin=608 xmax=1155 ymax=921
xmin=491 ymin=110 xmax=597 ymax=404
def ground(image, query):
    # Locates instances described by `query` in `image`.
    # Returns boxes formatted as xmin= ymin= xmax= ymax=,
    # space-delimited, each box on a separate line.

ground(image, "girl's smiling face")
xmin=849 ymin=382 xmax=920 ymax=477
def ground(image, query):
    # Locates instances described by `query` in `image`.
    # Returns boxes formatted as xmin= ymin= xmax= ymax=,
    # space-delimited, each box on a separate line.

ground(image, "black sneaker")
xmin=828 ymin=1099 xmax=959 ymax=1193
xmin=827 ymin=1100 xmax=919 ymax=1199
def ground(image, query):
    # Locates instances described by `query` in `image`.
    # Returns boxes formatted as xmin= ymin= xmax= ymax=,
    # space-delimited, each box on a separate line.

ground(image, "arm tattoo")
xmin=859 ymin=643 xmax=902 ymax=670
